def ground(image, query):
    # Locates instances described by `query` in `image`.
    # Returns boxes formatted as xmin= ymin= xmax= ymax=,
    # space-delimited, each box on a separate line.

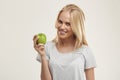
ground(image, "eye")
xmin=66 ymin=22 xmax=70 ymax=26
xmin=58 ymin=20 xmax=62 ymax=24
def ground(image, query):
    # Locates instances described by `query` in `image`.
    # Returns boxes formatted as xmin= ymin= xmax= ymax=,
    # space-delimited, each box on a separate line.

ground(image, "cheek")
xmin=56 ymin=27 xmax=59 ymax=32
xmin=68 ymin=29 xmax=74 ymax=35
xmin=55 ymin=25 xmax=60 ymax=30
xmin=55 ymin=22 xmax=61 ymax=28
xmin=55 ymin=25 xmax=58 ymax=29
xmin=68 ymin=27 xmax=73 ymax=32
xmin=56 ymin=28 xmax=59 ymax=34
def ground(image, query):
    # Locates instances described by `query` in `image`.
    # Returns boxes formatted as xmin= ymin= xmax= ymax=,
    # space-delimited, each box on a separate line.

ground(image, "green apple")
xmin=37 ymin=33 xmax=47 ymax=44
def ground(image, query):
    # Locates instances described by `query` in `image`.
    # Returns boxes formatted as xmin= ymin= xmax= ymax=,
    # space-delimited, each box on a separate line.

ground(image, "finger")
xmin=38 ymin=44 xmax=45 ymax=51
xmin=34 ymin=44 xmax=40 ymax=51
xmin=33 ymin=35 xmax=37 ymax=40
xmin=33 ymin=35 xmax=38 ymax=45
xmin=38 ymin=43 xmax=44 ymax=48
xmin=33 ymin=35 xmax=39 ymax=43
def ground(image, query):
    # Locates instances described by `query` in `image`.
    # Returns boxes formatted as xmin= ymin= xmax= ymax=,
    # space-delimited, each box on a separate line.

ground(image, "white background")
xmin=0 ymin=0 xmax=120 ymax=80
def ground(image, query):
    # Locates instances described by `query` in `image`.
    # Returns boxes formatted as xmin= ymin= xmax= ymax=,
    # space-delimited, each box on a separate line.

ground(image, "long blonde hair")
xmin=53 ymin=4 xmax=88 ymax=49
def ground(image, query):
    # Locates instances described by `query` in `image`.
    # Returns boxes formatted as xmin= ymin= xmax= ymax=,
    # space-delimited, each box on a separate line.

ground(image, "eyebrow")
xmin=58 ymin=19 xmax=70 ymax=23
xmin=65 ymin=22 xmax=70 ymax=24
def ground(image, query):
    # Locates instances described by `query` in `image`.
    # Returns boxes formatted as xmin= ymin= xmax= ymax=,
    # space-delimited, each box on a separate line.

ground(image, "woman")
xmin=33 ymin=4 xmax=97 ymax=80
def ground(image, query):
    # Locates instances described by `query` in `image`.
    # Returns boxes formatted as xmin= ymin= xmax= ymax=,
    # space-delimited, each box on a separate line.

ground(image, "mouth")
xmin=58 ymin=30 xmax=67 ymax=35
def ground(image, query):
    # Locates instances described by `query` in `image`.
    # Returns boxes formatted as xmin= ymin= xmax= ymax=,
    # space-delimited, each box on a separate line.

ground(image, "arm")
xmin=85 ymin=68 xmax=95 ymax=80
xmin=41 ymin=55 xmax=52 ymax=80
xmin=33 ymin=35 xmax=52 ymax=80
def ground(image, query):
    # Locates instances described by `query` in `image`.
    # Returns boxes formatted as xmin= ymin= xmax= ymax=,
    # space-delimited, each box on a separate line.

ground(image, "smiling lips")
xmin=58 ymin=30 xmax=67 ymax=35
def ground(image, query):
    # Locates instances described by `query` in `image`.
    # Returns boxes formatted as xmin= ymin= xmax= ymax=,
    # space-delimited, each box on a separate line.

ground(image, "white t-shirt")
xmin=36 ymin=41 xmax=97 ymax=80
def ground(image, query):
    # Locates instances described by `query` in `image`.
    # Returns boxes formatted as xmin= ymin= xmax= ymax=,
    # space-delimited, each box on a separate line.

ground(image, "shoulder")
xmin=82 ymin=45 xmax=93 ymax=54
xmin=76 ymin=45 xmax=93 ymax=55
xmin=82 ymin=45 xmax=91 ymax=52
xmin=80 ymin=45 xmax=96 ymax=61
xmin=76 ymin=45 xmax=89 ymax=52
xmin=80 ymin=45 xmax=97 ymax=69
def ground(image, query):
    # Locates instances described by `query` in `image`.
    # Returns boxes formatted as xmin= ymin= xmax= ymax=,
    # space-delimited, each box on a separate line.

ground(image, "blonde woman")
xmin=33 ymin=4 xmax=97 ymax=80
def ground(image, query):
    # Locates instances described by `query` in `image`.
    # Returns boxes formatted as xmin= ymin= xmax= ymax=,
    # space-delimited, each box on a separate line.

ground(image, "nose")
xmin=60 ymin=24 xmax=66 ymax=29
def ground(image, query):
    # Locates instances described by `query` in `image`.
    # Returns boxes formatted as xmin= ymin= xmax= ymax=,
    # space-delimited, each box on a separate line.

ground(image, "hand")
xmin=33 ymin=35 xmax=46 ymax=56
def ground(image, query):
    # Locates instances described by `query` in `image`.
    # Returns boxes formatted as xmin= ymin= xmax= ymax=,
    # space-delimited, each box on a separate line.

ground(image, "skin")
xmin=33 ymin=10 xmax=95 ymax=80
xmin=56 ymin=11 xmax=76 ymax=53
xmin=85 ymin=68 xmax=95 ymax=80
xmin=33 ymin=36 xmax=52 ymax=80
xmin=57 ymin=11 xmax=95 ymax=80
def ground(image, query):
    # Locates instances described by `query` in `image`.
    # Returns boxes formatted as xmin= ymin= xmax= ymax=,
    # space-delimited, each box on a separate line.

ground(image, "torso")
xmin=48 ymin=41 xmax=86 ymax=80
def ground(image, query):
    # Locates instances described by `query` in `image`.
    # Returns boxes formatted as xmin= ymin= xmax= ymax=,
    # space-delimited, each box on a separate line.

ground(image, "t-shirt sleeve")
xmin=83 ymin=46 xmax=97 ymax=69
xmin=36 ymin=42 xmax=50 ymax=62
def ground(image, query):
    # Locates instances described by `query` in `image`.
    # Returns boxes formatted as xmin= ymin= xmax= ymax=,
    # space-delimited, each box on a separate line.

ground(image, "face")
xmin=56 ymin=11 xmax=74 ymax=40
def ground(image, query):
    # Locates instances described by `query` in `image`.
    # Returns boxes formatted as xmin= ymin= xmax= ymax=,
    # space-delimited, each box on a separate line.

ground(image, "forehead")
xmin=58 ymin=11 xmax=70 ymax=22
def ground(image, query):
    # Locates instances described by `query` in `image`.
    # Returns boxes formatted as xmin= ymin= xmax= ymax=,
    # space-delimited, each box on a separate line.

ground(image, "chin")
xmin=58 ymin=35 xmax=67 ymax=39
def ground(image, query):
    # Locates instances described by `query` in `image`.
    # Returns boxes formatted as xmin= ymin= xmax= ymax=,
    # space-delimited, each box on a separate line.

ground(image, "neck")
xmin=59 ymin=37 xmax=75 ymax=47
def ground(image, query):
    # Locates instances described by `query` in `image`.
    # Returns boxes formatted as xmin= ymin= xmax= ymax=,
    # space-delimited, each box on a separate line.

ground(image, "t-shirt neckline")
xmin=52 ymin=42 xmax=83 ymax=55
